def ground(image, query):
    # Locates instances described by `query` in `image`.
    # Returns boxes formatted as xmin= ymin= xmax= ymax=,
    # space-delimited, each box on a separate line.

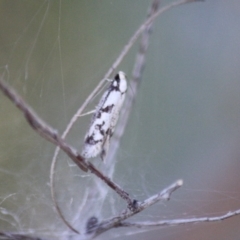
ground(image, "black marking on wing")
xmin=94 ymin=121 xmax=105 ymax=136
xmin=95 ymin=72 xmax=124 ymax=115
xmin=85 ymin=120 xmax=106 ymax=145
xmin=101 ymin=104 xmax=114 ymax=113
xmin=106 ymin=128 xmax=114 ymax=138
xmin=92 ymin=80 xmax=118 ymax=121
xmin=96 ymin=111 xmax=102 ymax=119
xmin=85 ymin=135 xmax=102 ymax=145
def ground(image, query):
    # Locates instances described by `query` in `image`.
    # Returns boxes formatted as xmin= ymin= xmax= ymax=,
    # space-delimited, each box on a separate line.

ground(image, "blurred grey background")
xmin=1 ymin=0 xmax=240 ymax=239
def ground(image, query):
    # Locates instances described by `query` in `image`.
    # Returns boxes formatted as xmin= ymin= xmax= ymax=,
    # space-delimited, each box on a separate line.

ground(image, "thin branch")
xmin=119 ymin=209 xmax=240 ymax=228
xmin=0 ymin=78 xmax=88 ymax=173
xmin=106 ymin=0 xmax=159 ymax=163
xmin=0 ymin=231 xmax=47 ymax=240
xmin=104 ymin=0 xmax=204 ymax=80
xmin=89 ymin=180 xmax=183 ymax=237
xmin=78 ymin=109 xmax=95 ymax=117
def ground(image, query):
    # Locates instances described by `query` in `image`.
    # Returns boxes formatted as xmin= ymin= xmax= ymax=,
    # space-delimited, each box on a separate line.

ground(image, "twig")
xmin=89 ymin=180 xmax=183 ymax=237
xmin=104 ymin=0 xmax=204 ymax=80
xmin=78 ymin=110 xmax=95 ymax=117
xmin=0 ymin=231 xmax=47 ymax=240
xmin=118 ymin=209 xmax=240 ymax=228
xmin=106 ymin=0 xmax=159 ymax=163
xmin=0 ymin=78 xmax=88 ymax=173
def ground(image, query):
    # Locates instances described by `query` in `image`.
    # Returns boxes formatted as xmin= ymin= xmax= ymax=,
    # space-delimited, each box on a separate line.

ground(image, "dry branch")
xmin=118 ymin=209 xmax=240 ymax=228
xmin=88 ymin=180 xmax=183 ymax=237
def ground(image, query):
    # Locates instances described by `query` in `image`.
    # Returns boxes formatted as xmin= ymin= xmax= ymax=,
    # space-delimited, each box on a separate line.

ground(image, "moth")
xmin=81 ymin=71 xmax=127 ymax=162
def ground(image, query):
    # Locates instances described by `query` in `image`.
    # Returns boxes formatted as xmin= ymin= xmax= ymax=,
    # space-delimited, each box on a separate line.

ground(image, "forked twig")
xmin=88 ymin=180 xmax=183 ymax=237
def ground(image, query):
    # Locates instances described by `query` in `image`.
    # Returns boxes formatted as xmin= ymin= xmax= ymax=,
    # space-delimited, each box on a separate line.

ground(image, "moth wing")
xmin=81 ymin=90 xmax=110 ymax=159
xmin=109 ymin=92 xmax=126 ymax=133
xmin=100 ymin=133 xmax=110 ymax=162
xmin=82 ymin=71 xmax=127 ymax=160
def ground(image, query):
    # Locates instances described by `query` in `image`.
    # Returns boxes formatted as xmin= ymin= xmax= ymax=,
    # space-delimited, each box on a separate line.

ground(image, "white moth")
xmin=81 ymin=71 xmax=127 ymax=162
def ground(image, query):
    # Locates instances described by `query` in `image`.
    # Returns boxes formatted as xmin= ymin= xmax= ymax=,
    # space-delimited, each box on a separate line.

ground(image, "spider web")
xmin=1 ymin=1 xmax=240 ymax=240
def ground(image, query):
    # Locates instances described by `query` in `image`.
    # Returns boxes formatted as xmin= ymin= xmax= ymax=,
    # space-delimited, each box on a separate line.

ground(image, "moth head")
xmin=114 ymin=71 xmax=127 ymax=92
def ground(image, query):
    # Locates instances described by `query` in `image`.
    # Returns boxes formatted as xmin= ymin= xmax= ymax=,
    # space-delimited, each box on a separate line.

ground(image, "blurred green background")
xmin=1 ymin=0 xmax=240 ymax=239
